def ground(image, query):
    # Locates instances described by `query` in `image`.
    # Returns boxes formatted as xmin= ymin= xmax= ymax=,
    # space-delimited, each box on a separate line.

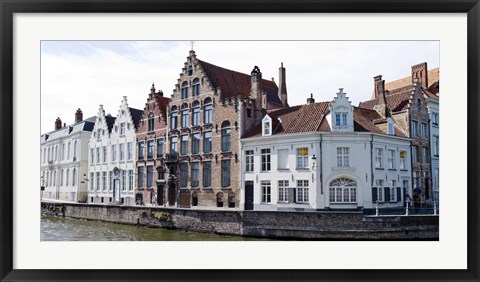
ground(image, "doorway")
xmin=244 ymin=181 xmax=254 ymax=210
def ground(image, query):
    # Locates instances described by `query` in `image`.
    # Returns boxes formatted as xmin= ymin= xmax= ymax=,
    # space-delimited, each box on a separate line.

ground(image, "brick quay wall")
xmin=41 ymin=202 xmax=439 ymax=240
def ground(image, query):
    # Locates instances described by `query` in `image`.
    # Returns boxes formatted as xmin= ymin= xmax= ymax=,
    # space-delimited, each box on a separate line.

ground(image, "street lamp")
xmin=113 ymin=167 xmax=121 ymax=204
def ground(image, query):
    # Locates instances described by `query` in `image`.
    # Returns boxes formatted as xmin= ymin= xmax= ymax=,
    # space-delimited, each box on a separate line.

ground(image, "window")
xmin=433 ymin=169 xmax=439 ymax=192
xmin=389 ymin=180 xmax=397 ymax=202
xmin=170 ymin=106 xmax=178 ymax=130
xmin=72 ymin=169 xmax=76 ymax=186
xmin=73 ymin=141 xmax=77 ymax=159
xmin=120 ymin=122 xmax=126 ymax=135
xmin=60 ymin=170 xmax=63 ymax=186
xmin=62 ymin=144 xmax=65 ymax=160
xmin=128 ymin=170 xmax=133 ymax=191
xmin=192 ymin=101 xmax=200 ymax=126
xmin=221 ymin=160 xmax=231 ymax=187
xmin=245 ymin=150 xmax=254 ymax=172
xmin=387 ymin=119 xmax=394 ymax=135
xmin=181 ymin=135 xmax=189 ymax=155
xmin=422 ymin=147 xmax=429 ymax=163
xmin=277 ymin=149 xmax=289 ymax=170
xmin=412 ymin=146 xmax=418 ymax=164
xmin=297 ymin=180 xmax=309 ymax=203
xmin=432 ymin=112 xmax=439 ymax=126
xmin=181 ymin=104 xmax=189 ymax=128
xmin=278 ymin=180 xmax=289 ymax=202
xmin=261 ymin=181 xmax=271 ymax=203
xmin=204 ymin=98 xmax=213 ymax=124
xmin=420 ymin=122 xmax=428 ymax=137
xmin=102 ymin=172 xmax=107 ymax=191
xmin=147 ymin=166 xmax=153 ymax=188
xmin=147 ymin=140 xmax=154 ymax=159
xmin=191 ymin=163 xmax=200 ymax=187
xmin=53 ymin=171 xmax=56 ymax=186
xmin=170 ymin=137 xmax=178 ymax=155
xmin=121 ymin=170 xmax=126 ymax=191
xmin=433 ymin=135 xmax=439 ymax=156
xmin=400 ymin=151 xmax=407 ymax=169
xmin=221 ymin=121 xmax=231 ymax=152
xmin=375 ymin=148 xmax=383 ymax=168
xmin=180 ymin=163 xmax=188 ymax=188
xmin=66 ymin=169 xmax=70 ymax=186
xmin=246 ymin=108 xmax=252 ymax=118
xmin=263 ymin=120 xmax=271 ymax=136
xmin=103 ymin=146 xmax=107 ymax=163
xmin=156 ymin=138 xmax=164 ymax=158
xmin=119 ymin=143 xmax=125 ymax=161
xmin=337 ymin=147 xmax=349 ymax=167
xmin=403 ymin=180 xmax=409 ymax=193
xmin=411 ymin=120 xmax=418 ymax=137
xmin=203 ymin=132 xmax=212 ymax=153
xmin=413 ymin=172 xmax=419 ymax=190
xmin=203 ymin=161 xmax=211 ymax=187
xmin=90 ymin=172 xmax=94 ymax=191
xmin=187 ymin=66 xmax=193 ymax=76
xmin=329 ymin=178 xmax=356 ymax=203
xmin=138 ymin=141 xmax=145 ymax=160
xmin=375 ymin=179 xmax=384 ymax=202
xmin=96 ymin=172 xmax=100 ymax=191
xmin=335 ymin=113 xmax=347 ymax=126
xmin=192 ymin=78 xmax=200 ymax=96
xmin=67 ymin=142 xmax=71 ymax=159
xmin=96 ymin=147 xmax=100 ymax=164
xmin=96 ymin=129 xmax=101 ymax=140
xmin=137 ymin=167 xmax=144 ymax=188
xmin=387 ymin=149 xmax=395 ymax=169
xmin=109 ymin=171 xmax=113 ymax=191
xmin=296 ymin=147 xmax=309 ymax=168
xmin=127 ymin=142 xmax=132 ymax=160
xmin=111 ymin=145 xmax=117 ymax=162
xmin=261 ymin=149 xmax=271 ymax=171
xmin=417 ymin=98 xmax=422 ymax=110
xmin=192 ymin=133 xmax=200 ymax=155
xmin=147 ymin=113 xmax=154 ymax=132
xmin=181 ymin=82 xmax=189 ymax=99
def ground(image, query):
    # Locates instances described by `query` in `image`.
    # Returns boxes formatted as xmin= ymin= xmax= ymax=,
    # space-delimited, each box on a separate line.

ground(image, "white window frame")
xmin=296 ymin=180 xmax=309 ymax=203
xmin=387 ymin=149 xmax=395 ymax=169
xmin=278 ymin=180 xmax=289 ymax=203
xmin=245 ymin=150 xmax=254 ymax=172
xmin=296 ymin=147 xmax=309 ymax=169
xmin=376 ymin=179 xmax=384 ymax=202
xmin=389 ymin=180 xmax=397 ymax=202
xmin=261 ymin=180 xmax=271 ymax=203
xmin=336 ymin=147 xmax=349 ymax=168
xmin=329 ymin=178 xmax=357 ymax=203
xmin=261 ymin=148 xmax=271 ymax=172
xmin=375 ymin=148 xmax=383 ymax=168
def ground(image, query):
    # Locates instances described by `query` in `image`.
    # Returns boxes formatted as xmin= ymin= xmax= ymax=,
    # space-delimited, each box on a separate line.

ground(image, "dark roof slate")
xmin=128 ymin=107 xmax=144 ymax=129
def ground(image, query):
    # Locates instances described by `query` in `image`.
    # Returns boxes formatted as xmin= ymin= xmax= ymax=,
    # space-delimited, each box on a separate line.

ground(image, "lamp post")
xmin=113 ymin=167 xmax=121 ymax=205
xmin=40 ymin=176 xmax=45 ymax=201
xmin=311 ymin=154 xmax=317 ymax=169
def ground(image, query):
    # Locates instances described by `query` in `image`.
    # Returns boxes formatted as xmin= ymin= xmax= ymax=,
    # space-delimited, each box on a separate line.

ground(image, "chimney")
xmin=75 ymin=108 xmax=83 ymax=123
xmin=374 ymin=78 xmax=389 ymax=117
xmin=250 ymin=66 xmax=263 ymax=109
xmin=411 ymin=62 xmax=428 ymax=88
xmin=278 ymin=63 xmax=288 ymax=107
xmin=307 ymin=93 xmax=315 ymax=104
xmin=55 ymin=117 xmax=62 ymax=130
xmin=372 ymin=75 xmax=382 ymax=99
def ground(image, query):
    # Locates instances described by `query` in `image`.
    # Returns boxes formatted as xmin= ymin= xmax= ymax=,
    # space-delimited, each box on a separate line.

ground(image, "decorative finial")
xmin=310 ymin=93 xmax=313 ymax=98
xmin=191 ymin=41 xmax=194 ymax=51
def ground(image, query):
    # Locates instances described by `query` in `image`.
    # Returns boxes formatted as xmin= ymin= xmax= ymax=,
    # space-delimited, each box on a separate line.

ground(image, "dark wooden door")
xmin=157 ymin=184 xmax=164 ymax=205
xmin=168 ymin=182 xmax=176 ymax=206
xmin=244 ymin=181 xmax=254 ymax=210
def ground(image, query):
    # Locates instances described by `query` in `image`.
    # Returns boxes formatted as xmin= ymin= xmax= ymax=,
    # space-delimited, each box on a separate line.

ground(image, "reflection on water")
xmin=41 ymin=215 xmax=264 ymax=241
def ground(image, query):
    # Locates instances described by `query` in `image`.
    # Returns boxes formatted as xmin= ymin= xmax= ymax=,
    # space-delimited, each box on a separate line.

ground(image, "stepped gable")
xmin=197 ymin=59 xmax=282 ymax=106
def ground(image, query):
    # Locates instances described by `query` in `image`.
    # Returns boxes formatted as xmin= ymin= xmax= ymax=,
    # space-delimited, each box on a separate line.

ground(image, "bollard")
xmin=375 ymin=202 xmax=379 ymax=216
xmin=405 ymin=203 xmax=409 ymax=216
xmin=433 ymin=201 xmax=437 ymax=215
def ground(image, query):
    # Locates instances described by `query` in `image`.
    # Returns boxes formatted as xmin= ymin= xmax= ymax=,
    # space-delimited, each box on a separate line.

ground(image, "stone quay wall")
xmin=41 ymin=202 xmax=439 ymax=240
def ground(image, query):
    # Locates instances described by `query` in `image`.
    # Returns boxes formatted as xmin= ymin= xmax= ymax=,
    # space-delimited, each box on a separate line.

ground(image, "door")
xmin=168 ymin=182 xmax=176 ymax=206
xmin=157 ymin=184 xmax=164 ymax=205
xmin=244 ymin=181 xmax=254 ymax=210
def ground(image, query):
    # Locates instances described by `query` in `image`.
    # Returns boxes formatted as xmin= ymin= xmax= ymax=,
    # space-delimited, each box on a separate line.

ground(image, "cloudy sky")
xmin=41 ymin=41 xmax=439 ymax=133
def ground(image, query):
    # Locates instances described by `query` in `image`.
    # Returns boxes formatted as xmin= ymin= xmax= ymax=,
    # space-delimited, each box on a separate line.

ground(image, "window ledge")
xmin=400 ymin=169 xmax=409 ymax=172
xmin=277 ymin=168 xmax=290 ymax=172
xmin=388 ymin=168 xmax=397 ymax=171
xmin=221 ymin=187 xmax=232 ymax=190
xmin=296 ymin=168 xmax=310 ymax=171
xmin=375 ymin=167 xmax=385 ymax=170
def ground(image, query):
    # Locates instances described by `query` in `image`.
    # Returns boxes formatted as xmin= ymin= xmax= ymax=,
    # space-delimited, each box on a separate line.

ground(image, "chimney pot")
xmin=54 ymin=117 xmax=62 ymax=130
xmin=75 ymin=108 xmax=83 ymax=123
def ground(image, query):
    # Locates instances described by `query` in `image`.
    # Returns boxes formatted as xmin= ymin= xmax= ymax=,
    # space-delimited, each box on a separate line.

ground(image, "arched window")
xmin=221 ymin=121 xmax=231 ymax=152
xmin=181 ymin=81 xmax=189 ymax=99
xmin=181 ymin=103 xmax=189 ymax=128
xmin=60 ymin=169 xmax=64 ymax=186
xmin=204 ymin=97 xmax=213 ymax=124
xmin=192 ymin=100 xmax=200 ymax=126
xmin=170 ymin=106 xmax=178 ymax=130
xmin=192 ymin=78 xmax=200 ymax=97
xmin=329 ymin=178 xmax=357 ymax=203
xmin=228 ymin=192 xmax=235 ymax=208
xmin=216 ymin=192 xmax=224 ymax=208
xmin=148 ymin=112 xmax=154 ymax=132
xmin=66 ymin=169 xmax=70 ymax=186
xmin=73 ymin=141 xmax=77 ymax=159
xmin=72 ymin=168 xmax=77 ymax=186
xmin=55 ymin=146 xmax=58 ymax=161
xmin=47 ymin=148 xmax=51 ymax=162
xmin=67 ymin=142 xmax=71 ymax=160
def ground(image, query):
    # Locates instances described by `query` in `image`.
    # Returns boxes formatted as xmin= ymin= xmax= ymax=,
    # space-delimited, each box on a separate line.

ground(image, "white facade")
xmin=40 ymin=116 xmax=95 ymax=202
xmin=88 ymin=97 xmax=138 ymax=205
xmin=240 ymin=89 xmax=412 ymax=211
xmin=427 ymin=97 xmax=439 ymax=206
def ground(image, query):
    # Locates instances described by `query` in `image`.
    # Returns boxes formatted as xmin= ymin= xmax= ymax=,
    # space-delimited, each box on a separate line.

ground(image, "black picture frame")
xmin=1 ymin=1 xmax=479 ymax=281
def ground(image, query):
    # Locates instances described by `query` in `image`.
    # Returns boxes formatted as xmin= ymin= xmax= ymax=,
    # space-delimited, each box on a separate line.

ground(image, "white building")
xmin=426 ymin=87 xmax=439 ymax=207
xmin=87 ymin=97 xmax=143 ymax=205
xmin=40 ymin=109 xmax=95 ymax=202
xmin=241 ymin=89 xmax=412 ymax=211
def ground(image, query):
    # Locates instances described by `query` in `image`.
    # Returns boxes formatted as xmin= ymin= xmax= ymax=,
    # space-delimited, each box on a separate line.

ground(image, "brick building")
xmin=135 ymin=84 xmax=170 ymax=206
xmin=165 ymin=50 xmax=287 ymax=208
xmin=359 ymin=62 xmax=439 ymax=205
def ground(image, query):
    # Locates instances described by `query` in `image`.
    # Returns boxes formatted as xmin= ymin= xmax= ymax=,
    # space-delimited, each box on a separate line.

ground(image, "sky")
xmin=41 ymin=41 xmax=439 ymax=133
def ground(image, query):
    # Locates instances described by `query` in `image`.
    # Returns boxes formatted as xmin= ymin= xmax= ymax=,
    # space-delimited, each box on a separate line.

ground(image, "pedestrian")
xmin=152 ymin=193 xmax=157 ymax=206
xmin=405 ymin=193 xmax=411 ymax=208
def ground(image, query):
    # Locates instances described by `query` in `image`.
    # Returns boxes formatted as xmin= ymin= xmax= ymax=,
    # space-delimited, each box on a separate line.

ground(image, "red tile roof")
xmin=197 ymin=60 xmax=283 ymax=106
xmin=359 ymin=91 xmax=413 ymax=113
xmin=384 ymin=67 xmax=439 ymax=91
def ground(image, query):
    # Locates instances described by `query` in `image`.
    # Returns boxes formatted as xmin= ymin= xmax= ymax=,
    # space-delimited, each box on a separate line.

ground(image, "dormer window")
xmin=387 ymin=118 xmax=394 ymax=135
xmin=335 ymin=113 xmax=347 ymax=126
xmin=262 ymin=115 xmax=272 ymax=136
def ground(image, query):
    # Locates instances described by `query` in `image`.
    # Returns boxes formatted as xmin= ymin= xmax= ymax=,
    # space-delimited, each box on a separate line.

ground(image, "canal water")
xmin=41 ymin=215 xmax=266 ymax=241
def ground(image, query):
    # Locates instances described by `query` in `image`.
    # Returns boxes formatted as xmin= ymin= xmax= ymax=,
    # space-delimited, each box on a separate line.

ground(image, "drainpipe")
xmin=319 ymin=134 xmax=323 ymax=195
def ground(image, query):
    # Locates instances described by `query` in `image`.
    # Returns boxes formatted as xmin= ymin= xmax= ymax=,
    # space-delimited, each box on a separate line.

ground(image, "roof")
xmin=197 ymin=60 xmax=283 ymax=106
xmin=384 ymin=67 xmax=439 ymax=91
xmin=154 ymin=95 xmax=170 ymax=118
xmin=128 ymin=107 xmax=143 ymax=129
xmin=105 ymin=115 xmax=116 ymax=133
xmin=41 ymin=116 xmax=96 ymax=142
xmin=359 ymin=91 xmax=412 ymax=113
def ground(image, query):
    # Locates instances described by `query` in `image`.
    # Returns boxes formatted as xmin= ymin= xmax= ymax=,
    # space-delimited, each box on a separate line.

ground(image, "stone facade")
xmin=40 ymin=109 xmax=94 ymax=202
xmin=135 ymin=84 xmax=170 ymax=206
